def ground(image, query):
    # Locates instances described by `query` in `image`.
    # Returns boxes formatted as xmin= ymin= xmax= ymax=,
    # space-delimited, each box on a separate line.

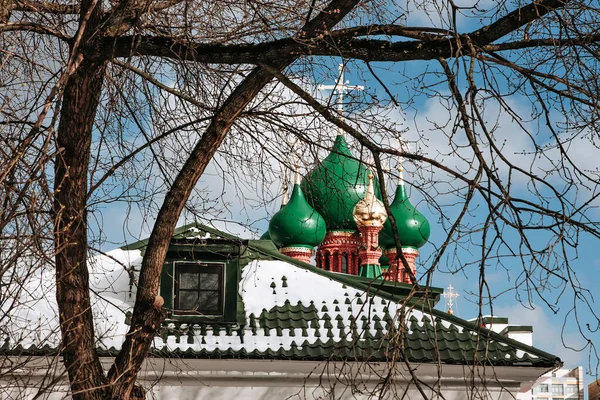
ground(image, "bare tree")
xmin=2 ymin=0 xmax=600 ymax=398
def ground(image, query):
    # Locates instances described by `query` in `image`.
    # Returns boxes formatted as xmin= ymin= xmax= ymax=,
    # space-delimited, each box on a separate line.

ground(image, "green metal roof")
xmin=2 ymin=222 xmax=559 ymax=371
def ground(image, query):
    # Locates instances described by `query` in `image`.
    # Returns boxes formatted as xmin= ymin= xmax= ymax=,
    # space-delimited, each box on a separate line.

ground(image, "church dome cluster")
xmin=264 ymin=134 xmax=431 ymax=281
xmin=261 ymin=64 xmax=431 ymax=281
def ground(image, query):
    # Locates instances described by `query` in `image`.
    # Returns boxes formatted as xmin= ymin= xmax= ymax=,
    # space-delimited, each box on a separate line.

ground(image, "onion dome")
xmin=301 ymin=135 xmax=381 ymax=230
xmin=380 ymin=166 xmax=430 ymax=250
xmin=269 ymin=170 xmax=327 ymax=248
xmin=353 ymin=173 xmax=388 ymax=227
xmin=259 ymin=183 xmax=289 ymax=242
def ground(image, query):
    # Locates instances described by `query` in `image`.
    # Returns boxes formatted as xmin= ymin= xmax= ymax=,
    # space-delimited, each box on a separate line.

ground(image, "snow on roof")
xmin=0 ymin=247 xmax=559 ymax=367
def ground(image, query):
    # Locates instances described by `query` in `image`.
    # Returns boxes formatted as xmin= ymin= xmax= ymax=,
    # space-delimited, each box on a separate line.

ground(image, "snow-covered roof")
xmin=1 ymin=224 xmax=560 ymax=368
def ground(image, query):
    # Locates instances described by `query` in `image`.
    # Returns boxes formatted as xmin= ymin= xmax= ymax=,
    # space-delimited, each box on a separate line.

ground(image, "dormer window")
xmin=159 ymin=237 xmax=244 ymax=324
xmin=174 ymin=262 xmax=224 ymax=316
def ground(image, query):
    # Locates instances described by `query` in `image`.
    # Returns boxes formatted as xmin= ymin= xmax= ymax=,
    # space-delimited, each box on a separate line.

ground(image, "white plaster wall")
xmin=507 ymin=331 xmax=533 ymax=346
xmin=0 ymin=380 xmax=531 ymax=400
xmin=0 ymin=358 xmax=546 ymax=400
xmin=142 ymin=383 xmax=531 ymax=400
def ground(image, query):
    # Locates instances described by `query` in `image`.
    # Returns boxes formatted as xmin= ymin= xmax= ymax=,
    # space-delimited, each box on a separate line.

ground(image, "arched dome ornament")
xmin=380 ymin=164 xmax=431 ymax=250
xmin=353 ymin=173 xmax=388 ymax=228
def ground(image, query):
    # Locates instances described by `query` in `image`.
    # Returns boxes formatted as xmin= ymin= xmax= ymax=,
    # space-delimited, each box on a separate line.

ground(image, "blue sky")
xmin=96 ymin=58 xmax=600 ymax=382
xmin=91 ymin=0 xmax=600 ymax=389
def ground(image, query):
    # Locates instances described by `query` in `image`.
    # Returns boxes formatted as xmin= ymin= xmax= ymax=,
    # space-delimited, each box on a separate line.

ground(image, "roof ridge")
xmin=120 ymin=222 xmax=242 ymax=251
xmin=247 ymin=239 xmax=442 ymax=306
xmin=428 ymin=308 xmax=562 ymax=366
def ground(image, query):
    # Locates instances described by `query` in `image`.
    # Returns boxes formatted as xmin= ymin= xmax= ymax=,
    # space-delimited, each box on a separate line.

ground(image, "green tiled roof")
xmin=1 ymin=222 xmax=561 ymax=372
xmin=140 ymin=305 xmax=559 ymax=367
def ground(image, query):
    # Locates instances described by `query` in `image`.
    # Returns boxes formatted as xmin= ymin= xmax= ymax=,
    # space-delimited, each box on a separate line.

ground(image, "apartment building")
xmin=521 ymin=367 xmax=584 ymax=400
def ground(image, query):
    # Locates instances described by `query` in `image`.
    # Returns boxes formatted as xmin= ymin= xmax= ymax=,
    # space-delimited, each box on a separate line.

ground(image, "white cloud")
xmin=494 ymin=303 xmax=587 ymax=368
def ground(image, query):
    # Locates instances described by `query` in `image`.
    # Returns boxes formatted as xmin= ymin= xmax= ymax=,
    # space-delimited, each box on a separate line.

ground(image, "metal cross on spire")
xmin=318 ymin=63 xmax=364 ymax=135
xmin=442 ymin=284 xmax=460 ymax=315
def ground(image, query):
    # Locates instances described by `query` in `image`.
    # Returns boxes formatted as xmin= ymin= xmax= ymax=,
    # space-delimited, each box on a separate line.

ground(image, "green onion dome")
xmin=260 ymin=184 xmax=289 ymax=244
xmin=380 ymin=169 xmax=430 ymax=250
xmin=269 ymin=173 xmax=326 ymax=248
xmin=301 ymin=135 xmax=381 ymax=230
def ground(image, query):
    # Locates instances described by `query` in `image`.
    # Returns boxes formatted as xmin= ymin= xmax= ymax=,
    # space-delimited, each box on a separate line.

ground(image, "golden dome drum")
xmin=353 ymin=173 xmax=388 ymax=227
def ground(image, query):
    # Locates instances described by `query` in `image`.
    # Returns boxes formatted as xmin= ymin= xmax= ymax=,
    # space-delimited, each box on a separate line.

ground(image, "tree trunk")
xmin=107 ymin=0 xmax=362 ymax=397
xmin=107 ymin=66 xmax=282 ymax=399
xmin=53 ymin=58 xmax=108 ymax=400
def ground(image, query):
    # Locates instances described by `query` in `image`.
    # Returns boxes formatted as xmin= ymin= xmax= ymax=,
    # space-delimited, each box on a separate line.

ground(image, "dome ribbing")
xmin=301 ymin=135 xmax=381 ymax=230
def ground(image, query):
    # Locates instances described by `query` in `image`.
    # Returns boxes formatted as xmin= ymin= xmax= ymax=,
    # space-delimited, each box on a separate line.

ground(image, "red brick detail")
xmin=316 ymin=231 xmax=361 ymax=274
xmin=383 ymin=247 xmax=419 ymax=283
xmin=357 ymin=225 xmax=383 ymax=267
xmin=280 ymin=246 xmax=314 ymax=264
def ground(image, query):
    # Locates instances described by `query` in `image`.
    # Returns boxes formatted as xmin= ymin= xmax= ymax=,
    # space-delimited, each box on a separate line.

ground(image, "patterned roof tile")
xmin=0 ymin=225 xmax=561 ymax=371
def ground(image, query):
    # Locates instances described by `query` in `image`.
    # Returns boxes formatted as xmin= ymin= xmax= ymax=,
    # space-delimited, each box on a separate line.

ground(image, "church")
xmin=262 ymin=133 xmax=429 ymax=284
xmin=0 ymin=71 xmax=561 ymax=399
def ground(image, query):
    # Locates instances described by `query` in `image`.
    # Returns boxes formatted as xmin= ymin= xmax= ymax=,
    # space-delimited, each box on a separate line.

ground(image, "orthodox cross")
xmin=442 ymin=284 xmax=460 ymax=315
xmin=318 ymin=63 xmax=364 ymax=134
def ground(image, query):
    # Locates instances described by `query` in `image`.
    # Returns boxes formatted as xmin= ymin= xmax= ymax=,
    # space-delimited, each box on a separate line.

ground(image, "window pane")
xmin=179 ymin=272 xmax=199 ymax=290
xmin=566 ymin=385 xmax=578 ymax=394
xmin=173 ymin=262 xmax=224 ymax=316
xmin=178 ymin=290 xmax=199 ymax=310
xmin=534 ymin=384 xmax=549 ymax=394
xmin=199 ymin=273 xmax=220 ymax=290
xmin=552 ymin=385 xmax=564 ymax=395
xmin=198 ymin=291 xmax=219 ymax=313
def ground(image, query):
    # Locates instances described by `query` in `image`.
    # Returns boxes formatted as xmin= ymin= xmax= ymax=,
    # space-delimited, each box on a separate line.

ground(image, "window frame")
xmin=534 ymin=384 xmax=550 ymax=394
xmin=172 ymin=261 xmax=225 ymax=316
xmin=565 ymin=385 xmax=578 ymax=395
xmin=551 ymin=384 xmax=564 ymax=395
xmin=160 ymin=239 xmax=244 ymax=325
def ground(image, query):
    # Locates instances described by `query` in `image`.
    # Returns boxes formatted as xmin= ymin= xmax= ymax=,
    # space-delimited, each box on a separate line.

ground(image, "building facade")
xmin=589 ymin=377 xmax=600 ymax=400
xmin=517 ymin=367 xmax=584 ymax=400
xmin=0 ymin=105 xmax=564 ymax=397
xmin=1 ymin=224 xmax=562 ymax=399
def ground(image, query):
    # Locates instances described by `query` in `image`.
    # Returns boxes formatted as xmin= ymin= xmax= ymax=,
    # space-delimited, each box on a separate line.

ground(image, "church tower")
xmin=263 ymin=65 xmax=431 ymax=282
xmin=353 ymin=173 xmax=388 ymax=278
xmin=300 ymin=134 xmax=379 ymax=273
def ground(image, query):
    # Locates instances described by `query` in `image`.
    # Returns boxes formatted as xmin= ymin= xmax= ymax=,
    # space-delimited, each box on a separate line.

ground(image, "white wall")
xmin=0 ymin=358 xmax=549 ymax=400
